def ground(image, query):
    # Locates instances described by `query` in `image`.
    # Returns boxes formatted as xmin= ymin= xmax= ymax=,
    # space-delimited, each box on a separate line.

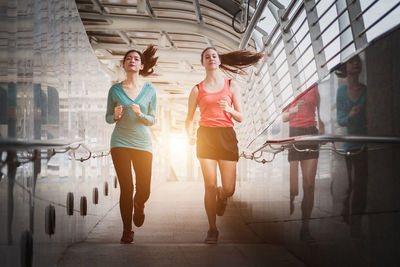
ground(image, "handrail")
xmin=280 ymin=134 xmax=400 ymax=144
xmin=239 ymin=0 xmax=270 ymax=49
xmin=0 ymin=139 xmax=82 ymax=150
xmin=241 ymin=134 xmax=400 ymax=164
xmin=0 ymin=139 xmax=110 ymax=165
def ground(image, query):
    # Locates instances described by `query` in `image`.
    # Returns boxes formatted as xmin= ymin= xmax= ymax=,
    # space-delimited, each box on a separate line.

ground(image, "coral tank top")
xmin=197 ymin=78 xmax=234 ymax=127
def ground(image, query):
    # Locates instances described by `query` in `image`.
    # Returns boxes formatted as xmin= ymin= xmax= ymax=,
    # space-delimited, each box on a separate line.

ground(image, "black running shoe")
xmin=204 ymin=228 xmax=219 ymax=244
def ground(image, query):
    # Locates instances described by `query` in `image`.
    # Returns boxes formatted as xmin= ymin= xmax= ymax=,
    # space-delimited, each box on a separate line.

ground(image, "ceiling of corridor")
xmin=75 ymin=0 xmax=259 ymax=102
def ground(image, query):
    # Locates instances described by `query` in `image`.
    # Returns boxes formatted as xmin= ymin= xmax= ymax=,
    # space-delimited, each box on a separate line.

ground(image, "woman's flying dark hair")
xmin=122 ymin=45 xmax=158 ymax=77
xmin=201 ymin=47 xmax=265 ymax=75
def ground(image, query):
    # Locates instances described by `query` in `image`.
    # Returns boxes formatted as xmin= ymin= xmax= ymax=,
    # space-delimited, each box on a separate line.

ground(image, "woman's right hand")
xmin=288 ymin=100 xmax=305 ymax=115
xmin=294 ymin=100 xmax=306 ymax=113
xmin=114 ymin=105 xmax=123 ymax=121
xmin=349 ymin=105 xmax=361 ymax=117
xmin=188 ymin=136 xmax=196 ymax=146
xmin=185 ymin=121 xmax=196 ymax=145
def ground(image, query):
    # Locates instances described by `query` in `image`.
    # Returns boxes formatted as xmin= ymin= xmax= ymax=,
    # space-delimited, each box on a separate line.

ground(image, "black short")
xmin=196 ymin=126 xmax=239 ymax=162
xmin=288 ymin=126 xmax=319 ymax=162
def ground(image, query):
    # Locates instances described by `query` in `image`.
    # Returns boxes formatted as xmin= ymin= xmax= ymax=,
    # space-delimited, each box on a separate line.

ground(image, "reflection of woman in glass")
xmin=335 ymin=55 xmax=368 ymax=238
xmin=185 ymin=47 xmax=264 ymax=244
xmin=282 ymin=84 xmax=324 ymax=241
xmin=105 ymin=46 xmax=158 ymax=243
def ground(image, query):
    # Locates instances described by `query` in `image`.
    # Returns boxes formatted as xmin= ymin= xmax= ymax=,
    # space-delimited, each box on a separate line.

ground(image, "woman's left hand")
xmin=217 ymin=100 xmax=232 ymax=113
xmin=130 ymin=103 xmax=141 ymax=117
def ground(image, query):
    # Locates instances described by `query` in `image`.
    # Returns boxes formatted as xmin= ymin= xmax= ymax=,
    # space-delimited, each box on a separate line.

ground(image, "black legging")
xmin=111 ymin=147 xmax=152 ymax=231
xmin=343 ymin=148 xmax=368 ymax=228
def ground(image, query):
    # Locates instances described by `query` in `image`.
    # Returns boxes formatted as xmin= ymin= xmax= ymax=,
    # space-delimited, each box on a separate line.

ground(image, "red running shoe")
xmin=120 ymin=230 xmax=134 ymax=244
xmin=133 ymin=203 xmax=145 ymax=227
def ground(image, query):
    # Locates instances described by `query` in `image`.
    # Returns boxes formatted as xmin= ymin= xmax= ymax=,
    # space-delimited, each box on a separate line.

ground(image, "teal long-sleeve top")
xmin=105 ymin=82 xmax=156 ymax=153
xmin=336 ymin=84 xmax=367 ymax=152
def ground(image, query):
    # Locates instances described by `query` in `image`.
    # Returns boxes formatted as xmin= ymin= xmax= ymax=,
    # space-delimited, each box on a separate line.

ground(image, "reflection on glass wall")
xmin=334 ymin=55 xmax=369 ymax=238
xmin=237 ymin=26 xmax=400 ymax=266
xmin=0 ymin=1 xmax=114 ymax=266
xmin=281 ymin=84 xmax=324 ymax=241
xmin=0 ymin=0 xmax=111 ymax=143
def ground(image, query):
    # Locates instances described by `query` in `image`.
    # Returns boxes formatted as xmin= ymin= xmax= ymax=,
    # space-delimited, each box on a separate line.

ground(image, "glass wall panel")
xmin=237 ymin=24 xmax=400 ymax=267
xmin=0 ymin=1 xmax=114 ymax=266
xmin=361 ymin=0 xmax=400 ymax=41
xmin=0 ymin=0 xmax=111 ymax=143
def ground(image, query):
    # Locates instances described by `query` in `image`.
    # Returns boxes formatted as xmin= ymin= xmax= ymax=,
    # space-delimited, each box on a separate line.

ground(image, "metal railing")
xmin=240 ymin=135 xmax=400 ymax=164
xmin=0 ymin=139 xmax=110 ymax=165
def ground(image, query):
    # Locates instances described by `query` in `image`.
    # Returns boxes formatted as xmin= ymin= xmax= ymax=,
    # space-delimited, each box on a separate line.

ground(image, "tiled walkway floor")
xmin=58 ymin=181 xmax=306 ymax=267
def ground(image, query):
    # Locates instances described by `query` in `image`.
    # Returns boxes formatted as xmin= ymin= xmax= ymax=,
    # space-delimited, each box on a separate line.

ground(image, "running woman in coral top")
xmin=185 ymin=47 xmax=264 ymax=244
xmin=282 ymin=83 xmax=325 ymax=242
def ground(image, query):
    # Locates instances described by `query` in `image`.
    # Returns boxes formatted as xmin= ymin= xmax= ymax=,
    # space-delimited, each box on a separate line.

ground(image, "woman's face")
xmin=346 ymin=56 xmax=361 ymax=75
xmin=202 ymin=48 xmax=220 ymax=70
xmin=123 ymin=51 xmax=143 ymax=73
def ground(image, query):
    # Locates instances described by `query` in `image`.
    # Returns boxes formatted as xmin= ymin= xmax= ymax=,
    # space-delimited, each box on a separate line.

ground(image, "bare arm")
xmin=316 ymin=89 xmax=325 ymax=134
xmin=185 ymin=85 xmax=198 ymax=140
xmin=105 ymin=89 xmax=123 ymax=124
xmin=282 ymin=110 xmax=291 ymax=122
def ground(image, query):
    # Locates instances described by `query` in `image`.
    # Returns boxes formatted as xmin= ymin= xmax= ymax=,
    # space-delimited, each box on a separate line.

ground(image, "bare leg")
xmin=300 ymin=158 xmax=318 ymax=240
xmin=199 ymin=158 xmax=218 ymax=230
xmin=218 ymin=160 xmax=237 ymax=198
xmin=289 ymin=161 xmax=299 ymax=215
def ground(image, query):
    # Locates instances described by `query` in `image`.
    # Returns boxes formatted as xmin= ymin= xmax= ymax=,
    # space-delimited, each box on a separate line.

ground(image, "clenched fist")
xmin=130 ymin=103 xmax=141 ymax=117
xmin=114 ymin=105 xmax=123 ymax=121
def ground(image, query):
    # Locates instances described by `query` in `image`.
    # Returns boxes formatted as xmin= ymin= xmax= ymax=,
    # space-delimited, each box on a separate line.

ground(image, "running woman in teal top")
xmin=335 ymin=54 xmax=368 ymax=238
xmin=106 ymin=82 xmax=156 ymax=152
xmin=105 ymin=45 xmax=158 ymax=244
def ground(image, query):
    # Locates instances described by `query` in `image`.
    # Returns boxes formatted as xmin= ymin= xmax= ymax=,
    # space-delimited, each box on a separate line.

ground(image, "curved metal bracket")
xmin=242 ymin=134 xmax=400 ymax=164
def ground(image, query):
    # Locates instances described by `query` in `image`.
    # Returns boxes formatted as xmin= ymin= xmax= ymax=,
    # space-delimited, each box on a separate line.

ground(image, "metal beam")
xmin=91 ymin=43 xmax=201 ymax=60
xmin=149 ymin=69 xmax=204 ymax=79
xmin=207 ymin=0 xmax=240 ymax=16
xmin=304 ymin=0 xmax=328 ymax=78
xmin=277 ymin=8 xmax=302 ymax=95
xmin=161 ymin=30 xmax=175 ymax=48
xmin=145 ymin=0 xmax=155 ymax=18
xmin=206 ymin=37 xmax=214 ymax=47
xmin=239 ymin=0 xmax=270 ymax=49
xmin=251 ymin=31 xmax=264 ymax=51
xmin=80 ymin=13 xmax=240 ymax=50
xmin=267 ymin=1 xmax=280 ymax=21
xmin=144 ymin=72 xmax=205 ymax=83
xmin=280 ymin=0 xmax=297 ymax=21
xmin=255 ymin=25 xmax=268 ymax=36
xmin=192 ymin=0 xmax=203 ymax=24
xmin=269 ymin=0 xmax=284 ymax=10
xmin=137 ymin=0 xmax=154 ymax=17
xmin=117 ymin=31 xmax=136 ymax=46
xmin=90 ymin=0 xmax=107 ymax=14
xmin=345 ymin=0 xmax=367 ymax=50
